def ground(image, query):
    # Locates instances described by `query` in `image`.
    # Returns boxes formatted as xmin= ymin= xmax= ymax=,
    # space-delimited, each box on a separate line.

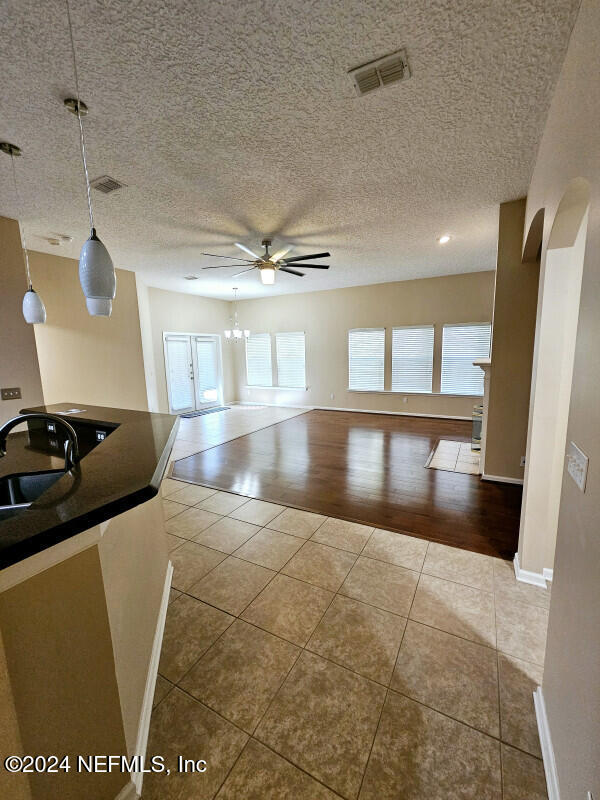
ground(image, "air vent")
xmin=90 ymin=175 xmax=126 ymax=194
xmin=184 ymin=275 xmax=198 ymax=281
xmin=348 ymin=49 xmax=410 ymax=96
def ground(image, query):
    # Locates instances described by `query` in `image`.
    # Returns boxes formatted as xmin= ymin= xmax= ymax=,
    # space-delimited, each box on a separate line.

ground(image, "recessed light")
xmin=438 ymin=234 xmax=451 ymax=244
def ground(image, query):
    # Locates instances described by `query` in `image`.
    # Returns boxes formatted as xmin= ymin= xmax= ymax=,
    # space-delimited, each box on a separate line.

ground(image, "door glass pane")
xmin=165 ymin=337 xmax=194 ymax=412
xmin=194 ymin=338 xmax=219 ymax=404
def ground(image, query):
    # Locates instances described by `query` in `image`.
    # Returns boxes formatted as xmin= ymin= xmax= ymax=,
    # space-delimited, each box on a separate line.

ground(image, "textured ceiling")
xmin=0 ymin=0 xmax=579 ymax=299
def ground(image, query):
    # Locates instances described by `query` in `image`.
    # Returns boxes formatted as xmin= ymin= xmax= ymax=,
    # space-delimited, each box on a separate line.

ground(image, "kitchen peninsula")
xmin=0 ymin=403 xmax=179 ymax=800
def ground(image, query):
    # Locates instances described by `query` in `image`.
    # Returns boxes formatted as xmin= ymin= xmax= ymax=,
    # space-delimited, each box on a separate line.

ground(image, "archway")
xmin=517 ymin=178 xmax=591 ymax=583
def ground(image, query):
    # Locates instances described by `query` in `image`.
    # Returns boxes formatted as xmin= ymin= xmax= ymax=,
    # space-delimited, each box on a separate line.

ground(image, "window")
xmin=391 ymin=325 xmax=434 ymax=392
xmin=348 ymin=328 xmax=385 ymax=391
xmin=276 ymin=332 xmax=306 ymax=389
xmin=246 ymin=333 xmax=273 ymax=386
xmin=441 ymin=323 xmax=492 ymax=395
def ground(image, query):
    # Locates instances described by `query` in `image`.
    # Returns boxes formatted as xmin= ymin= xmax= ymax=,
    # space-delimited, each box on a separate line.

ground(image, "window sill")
xmin=245 ymin=386 xmax=308 ymax=391
xmin=347 ymin=389 xmax=483 ymax=398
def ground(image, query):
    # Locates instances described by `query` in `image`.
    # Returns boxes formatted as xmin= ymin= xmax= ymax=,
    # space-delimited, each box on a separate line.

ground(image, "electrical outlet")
xmin=566 ymin=441 xmax=588 ymax=492
xmin=1 ymin=387 xmax=21 ymax=400
xmin=330 ymin=393 xmax=334 ymax=400
xmin=520 ymin=456 xmax=526 ymax=467
xmin=403 ymin=396 xmax=408 ymax=404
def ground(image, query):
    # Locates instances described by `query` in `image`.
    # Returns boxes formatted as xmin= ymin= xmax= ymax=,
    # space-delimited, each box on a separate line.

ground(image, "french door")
xmin=163 ymin=333 xmax=223 ymax=415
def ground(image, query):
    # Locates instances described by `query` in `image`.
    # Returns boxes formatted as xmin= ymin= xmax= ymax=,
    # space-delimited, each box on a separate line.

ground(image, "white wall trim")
xmin=482 ymin=473 xmax=524 ymax=485
xmin=236 ymin=400 xmax=471 ymax=421
xmin=543 ymin=568 xmax=554 ymax=582
xmin=115 ymin=780 xmax=138 ymax=800
xmin=513 ymin=552 xmax=549 ymax=588
xmin=533 ymin=687 xmax=560 ymax=800
xmin=131 ymin=560 xmax=173 ymax=796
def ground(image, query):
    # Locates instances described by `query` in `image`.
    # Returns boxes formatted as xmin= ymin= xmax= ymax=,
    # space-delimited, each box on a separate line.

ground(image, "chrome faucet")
xmin=0 ymin=413 xmax=80 ymax=471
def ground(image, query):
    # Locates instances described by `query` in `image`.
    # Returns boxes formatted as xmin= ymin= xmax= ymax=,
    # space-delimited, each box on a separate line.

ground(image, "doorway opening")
xmin=518 ymin=178 xmax=591 ymax=580
xmin=163 ymin=333 xmax=223 ymax=415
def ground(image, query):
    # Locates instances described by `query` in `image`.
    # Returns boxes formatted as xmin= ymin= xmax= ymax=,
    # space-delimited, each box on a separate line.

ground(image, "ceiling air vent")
xmin=348 ymin=49 xmax=410 ymax=96
xmin=90 ymin=175 xmax=126 ymax=194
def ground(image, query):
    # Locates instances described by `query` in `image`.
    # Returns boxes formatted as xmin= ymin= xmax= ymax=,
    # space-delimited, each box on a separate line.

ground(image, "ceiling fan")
xmin=199 ymin=239 xmax=330 ymax=285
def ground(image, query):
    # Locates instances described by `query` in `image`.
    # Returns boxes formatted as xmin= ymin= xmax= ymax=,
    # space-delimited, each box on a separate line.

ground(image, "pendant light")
xmin=224 ymin=288 xmax=250 ymax=341
xmin=65 ymin=0 xmax=116 ymax=317
xmin=0 ymin=142 xmax=47 ymax=324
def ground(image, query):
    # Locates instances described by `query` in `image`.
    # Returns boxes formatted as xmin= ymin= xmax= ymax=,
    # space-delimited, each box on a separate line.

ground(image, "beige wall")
xmin=0 ymin=217 xmax=45 ymax=425
xmin=145 ymin=286 xmax=236 ymax=414
xmin=0 ymin=546 xmax=127 ymax=800
xmin=484 ymin=199 xmax=539 ymax=480
xmin=233 ymin=271 xmax=495 ymax=418
xmin=98 ymin=494 xmax=168 ymax=754
xmin=523 ymin=0 xmax=600 ymax=796
xmin=29 ymin=250 xmax=148 ymax=411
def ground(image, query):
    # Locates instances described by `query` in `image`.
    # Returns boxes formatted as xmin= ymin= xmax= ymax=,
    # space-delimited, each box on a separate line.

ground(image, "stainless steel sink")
xmin=0 ymin=470 xmax=66 ymax=516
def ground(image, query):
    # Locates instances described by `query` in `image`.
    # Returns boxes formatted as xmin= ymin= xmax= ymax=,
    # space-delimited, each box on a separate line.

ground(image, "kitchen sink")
xmin=0 ymin=469 xmax=66 ymax=514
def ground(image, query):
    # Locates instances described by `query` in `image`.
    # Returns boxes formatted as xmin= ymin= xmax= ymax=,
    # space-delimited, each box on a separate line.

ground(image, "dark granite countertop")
xmin=0 ymin=403 xmax=179 ymax=571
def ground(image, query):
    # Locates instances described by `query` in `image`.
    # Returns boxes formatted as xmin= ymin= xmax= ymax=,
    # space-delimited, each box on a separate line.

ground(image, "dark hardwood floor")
xmin=172 ymin=410 xmax=522 ymax=559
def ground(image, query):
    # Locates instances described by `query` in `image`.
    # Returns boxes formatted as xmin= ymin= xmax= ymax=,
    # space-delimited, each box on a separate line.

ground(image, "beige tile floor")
xmin=428 ymin=439 xmax=481 ymax=474
xmin=143 ymin=476 xmax=551 ymax=800
xmin=167 ymin=404 xmax=309 ymax=465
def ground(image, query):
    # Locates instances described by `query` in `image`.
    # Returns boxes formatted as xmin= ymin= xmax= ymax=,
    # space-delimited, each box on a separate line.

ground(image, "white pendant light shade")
xmin=260 ymin=266 xmax=275 ymax=285
xmin=79 ymin=228 xmax=116 ymax=316
xmin=22 ymin=288 xmax=47 ymax=324
xmin=86 ymin=297 xmax=112 ymax=316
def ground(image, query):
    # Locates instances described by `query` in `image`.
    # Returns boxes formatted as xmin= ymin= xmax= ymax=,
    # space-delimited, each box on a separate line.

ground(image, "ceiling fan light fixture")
xmin=260 ymin=266 xmax=276 ymax=285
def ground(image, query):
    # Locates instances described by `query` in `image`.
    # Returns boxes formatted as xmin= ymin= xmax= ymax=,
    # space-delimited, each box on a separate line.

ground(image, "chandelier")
xmin=224 ymin=288 xmax=249 ymax=342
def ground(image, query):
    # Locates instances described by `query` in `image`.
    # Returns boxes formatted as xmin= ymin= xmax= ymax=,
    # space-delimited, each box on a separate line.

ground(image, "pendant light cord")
xmin=10 ymin=155 xmax=32 ymax=289
xmin=66 ymin=0 xmax=94 ymax=233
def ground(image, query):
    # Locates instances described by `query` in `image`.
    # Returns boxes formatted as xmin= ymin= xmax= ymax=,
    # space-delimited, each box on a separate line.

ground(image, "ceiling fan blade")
xmin=282 ymin=251 xmax=330 ymax=263
xmin=199 ymin=252 xmax=255 ymax=263
xmin=232 ymin=267 xmax=257 ymax=277
xmin=288 ymin=268 xmax=329 ymax=269
xmin=200 ymin=264 xmax=247 ymax=269
xmin=235 ymin=242 xmax=261 ymax=259
xmin=279 ymin=266 xmax=305 ymax=277
xmin=270 ymin=245 xmax=294 ymax=262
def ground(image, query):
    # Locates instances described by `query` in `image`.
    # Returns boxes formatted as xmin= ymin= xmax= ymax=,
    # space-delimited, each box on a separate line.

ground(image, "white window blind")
xmin=348 ymin=328 xmax=385 ymax=391
xmin=391 ymin=325 xmax=434 ymax=392
xmin=194 ymin=337 xmax=219 ymax=403
xmin=246 ymin=333 xmax=273 ymax=386
xmin=441 ymin=323 xmax=491 ymax=395
xmin=164 ymin=335 xmax=194 ymax=413
xmin=276 ymin=332 xmax=306 ymax=389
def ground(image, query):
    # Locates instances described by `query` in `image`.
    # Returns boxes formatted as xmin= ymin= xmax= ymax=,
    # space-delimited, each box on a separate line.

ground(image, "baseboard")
xmin=534 ymin=687 xmax=560 ymax=800
xmin=513 ymin=552 xmax=549 ymax=588
xmin=131 ymin=560 xmax=173 ymax=796
xmin=482 ymin=473 xmax=524 ymax=485
xmin=115 ymin=780 xmax=138 ymax=800
xmin=236 ymin=400 xmax=471 ymax=421
xmin=543 ymin=568 xmax=554 ymax=582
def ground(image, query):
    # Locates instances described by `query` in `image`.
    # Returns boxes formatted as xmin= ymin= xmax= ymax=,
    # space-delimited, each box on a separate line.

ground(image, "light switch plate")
xmin=566 ymin=441 xmax=588 ymax=492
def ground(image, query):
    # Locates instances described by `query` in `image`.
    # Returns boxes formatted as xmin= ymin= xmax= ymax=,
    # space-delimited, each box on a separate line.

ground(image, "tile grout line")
xmin=356 ymin=544 xmax=427 ymax=797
